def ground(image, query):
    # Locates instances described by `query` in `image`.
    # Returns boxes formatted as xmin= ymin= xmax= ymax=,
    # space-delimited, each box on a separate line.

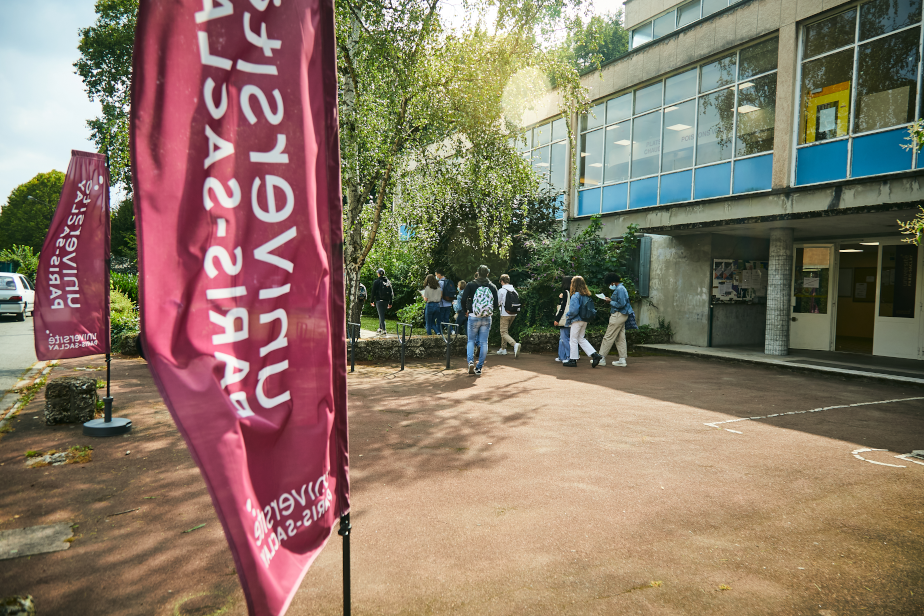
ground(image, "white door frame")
xmin=872 ymin=238 xmax=923 ymax=359
xmin=790 ymin=243 xmax=836 ymax=351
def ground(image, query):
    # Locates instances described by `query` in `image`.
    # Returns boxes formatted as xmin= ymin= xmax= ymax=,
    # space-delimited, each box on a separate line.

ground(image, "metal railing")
xmin=396 ymin=322 xmax=414 ymax=370
xmin=347 ymin=322 xmax=361 ymax=372
xmin=439 ymin=322 xmax=460 ymax=369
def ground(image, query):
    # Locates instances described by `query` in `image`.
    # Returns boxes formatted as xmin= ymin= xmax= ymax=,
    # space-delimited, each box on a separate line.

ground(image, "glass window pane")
xmin=533 ymin=145 xmax=551 ymax=190
xmin=665 ymin=69 xmax=697 ymax=104
xmin=739 ymin=37 xmax=779 ymax=79
xmin=793 ymin=247 xmax=830 ymax=314
xmin=517 ymin=131 xmax=532 ymax=151
xmin=733 ymin=154 xmax=773 ymax=193
xmin=854 ymin=27 xmax=920 ymax=133
xmin=696 ymin=88 xmax=735 ymax=165
xmin=795 ymin=140 xmax=848 ymax=184
xmin=736 ymin=73 xmax=777 ymax=156
xmin=851 ymin=127 xmax=913 ymax=176
xmin=662 ymin=99 xmax=696 ymax=171
xmin=632 ymin=22 xmax=653 ymax=48
xmin=677 ymin=0 xmax=701 ymax=27
xmin=604 ymin=121 xmax=631 ymax=183
xmin=580 ymin=129 xmax=604 ymax=187
xmin=879 ymin=244 xmax=919 ymax=317
xmin=660 ymin=170 xmax=693 ymax=203
xmin=694 ymin=162 xmax=731 ymax=199
xmin=860 ymin=0 xmax=922 ymax=41
xmin=631 ymin=111 xmax=662 ymax=178
xmin=602 ymin=183 xmax=628 ymax=212
xmin=534 ymin=122 xmax=552 ymax=146
xmin=654 ymin=12 xmax=676 ymax=38
xmin=635 ymin=82 xmax=663 ymax=114
xmin=607 ymin=94 xmax=632 ymax=123
xmin=629 ymin=177 xmax=659 ymax=208
xmin=799 ymin=48 xmax=853 ymax=144
xmin=700 ymin=54 xmax=737 ymax=93
xmin=550 ymin=141 xmax=568 ymax=192
xmin=703 ymin=0 xmax=727 ymax=17
xmin=581 ymin=103 xmax=605 ymax=132
xmin=577 ymin=188 xmax=602 ymax=216
xmin=552 ymin=117 xmax=568 ymax=142
xmin=803 ymin=10 xmax=857 ymax=59
xmin=554 ymin=195 xmax=565 ymax=219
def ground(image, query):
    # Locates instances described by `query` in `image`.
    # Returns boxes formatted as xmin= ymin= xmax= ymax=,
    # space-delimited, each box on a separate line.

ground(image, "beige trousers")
xmin=499 ymin=315 xmax=517 ymax=350
xmin=598 ymin=311 xmax=629 ymax=359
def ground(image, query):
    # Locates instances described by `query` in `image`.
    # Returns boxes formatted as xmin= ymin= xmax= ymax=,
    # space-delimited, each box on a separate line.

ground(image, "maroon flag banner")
xmin=130 ymin=1 xmax=349 ymax=615
xmin=34 ymin=151 xmax=111 ymax=360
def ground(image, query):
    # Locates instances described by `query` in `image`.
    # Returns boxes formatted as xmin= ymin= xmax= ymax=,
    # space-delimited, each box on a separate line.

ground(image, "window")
xmin=796 ymin=0 xmax=923 ymax=185
xmin=577 ymin=37 xmax=779 ymax=215
xmin=630 ymin=0 xmax=743 ymax=49
xmin=879 ymin=244 xmax=919 ymax=317
xmin=521 ymin=119 xmax=569 ymax=219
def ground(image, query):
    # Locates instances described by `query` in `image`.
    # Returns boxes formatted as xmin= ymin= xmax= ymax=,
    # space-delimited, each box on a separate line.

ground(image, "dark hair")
xmin=425 ymin=274 xmax=439 ymax=289
xmin=478 ymin=265 xmax=490 ymax=278
xmin=435 ymin=267 xmax=445 ymax=276
xmin=500 ymin=274 xmax=510 ymax=284
xmin=604 ymin=272 xmax=622 ymax=285
xmin=377 ymin=268 xmax=385 ymax=276
xmin=458 ymin=279 xmax=466 ymax=289
xmin=561 ymin=276 xmax=573 ymax=291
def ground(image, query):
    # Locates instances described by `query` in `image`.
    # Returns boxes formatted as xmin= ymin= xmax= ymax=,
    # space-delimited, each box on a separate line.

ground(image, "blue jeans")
xmin=425 ymin=302 xmax=441 ymax=335
xmin=440 ymin=306 xmax=453 ymax=330
xmin=558 ymin=327 xmax=570 ymax=361
xmin=467 ymin=316 xmax=491 ymax=368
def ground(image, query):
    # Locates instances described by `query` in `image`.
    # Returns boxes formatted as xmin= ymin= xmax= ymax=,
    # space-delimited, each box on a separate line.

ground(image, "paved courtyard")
xmin=1 ymin=352 xmax=922 ymax=615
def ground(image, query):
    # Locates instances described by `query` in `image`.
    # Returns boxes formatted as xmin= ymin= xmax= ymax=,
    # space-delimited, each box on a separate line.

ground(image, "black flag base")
xmin=339 ymin=513 xmax=351 ymax=616
xmin=83 ymin=397 xmax=132 ymax=436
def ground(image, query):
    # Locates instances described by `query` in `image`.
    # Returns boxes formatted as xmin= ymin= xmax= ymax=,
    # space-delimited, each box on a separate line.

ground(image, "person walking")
xmin=597 ymin=272 xmax=635 ymax=367
xmin=453 ymin=280 xmax=467 ymax=335
xmin=563 ymin=275 xmax=603 ymax=368
xmin=553 ymin=276 xmax=572 ymax=363
xmin=370 ymin=268 xmax=394 ymax=334
xmin=459 ymin=265 xmax=498 ymax=375
xmin=496 ymin=274 xmax=522 ymax=357
xmin=435 ymin=268 xmax=456 ymax=332
xmin=421 ymin=274 xmax=443 ymax=335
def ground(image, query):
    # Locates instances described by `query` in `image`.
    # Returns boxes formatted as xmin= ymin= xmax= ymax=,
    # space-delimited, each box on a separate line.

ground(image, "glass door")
xmin=873 ymin=241 xmax=922 ymax=359
xmin=791 ymin=244 xmax=834 ymax=350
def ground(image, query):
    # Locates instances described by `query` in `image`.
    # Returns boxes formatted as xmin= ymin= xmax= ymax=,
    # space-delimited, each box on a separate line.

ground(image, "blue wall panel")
xmin=659 ymin=170 xmax=693 ymax=204
xmin=629 ymin=177 xmax=659 ymax=209
xmin=733 ymin=154 xmax=772 ymax=194
xmin=577 ymin=188 xmax=601 ymax=216
xmin=851 ymin=129 xmax=912 ymax=178
xmin=693 ymin=163 xmax=731 ymax=200
xmin=795 ymin=140 xmax=848 ymax=185
xmin=601 ymin=183 xmax=628 ymax=212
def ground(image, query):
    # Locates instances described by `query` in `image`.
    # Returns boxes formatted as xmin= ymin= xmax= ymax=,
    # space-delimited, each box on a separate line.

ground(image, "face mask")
xmin=609 ymin=284 xmax=617 ymax=290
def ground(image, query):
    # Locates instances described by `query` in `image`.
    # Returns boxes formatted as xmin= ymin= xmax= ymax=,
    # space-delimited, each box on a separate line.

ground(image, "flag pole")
xmin=338 ymin=513 xmax=351 ymax=616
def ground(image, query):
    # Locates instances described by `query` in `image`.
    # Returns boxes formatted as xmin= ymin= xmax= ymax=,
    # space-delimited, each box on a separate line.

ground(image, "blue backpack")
xmin=578 ymin=295 xmax=597 ymax=321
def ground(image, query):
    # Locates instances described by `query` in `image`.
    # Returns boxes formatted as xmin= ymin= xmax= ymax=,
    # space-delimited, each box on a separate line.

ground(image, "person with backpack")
xmin=421 ymin=274 xmax=443 ymax=335
xmin=453 ymin=279 xmax=467 ymax=335
xmin=597 ymin=272 xmax=636 ymax=367
xmin=553 ymin=276 xmax=572 ymax=363
xmin=563 ymin=275 xmax=603 ymax=368
xmin=496 ymin=274 xmax=522 ymax=358
xmin=435 ymin=268 xmax=456 ymax=331
xmin=370 ymin=268 xmax=394 ymax=335
xmin=459 ymin=264 xmax=498 ymax=375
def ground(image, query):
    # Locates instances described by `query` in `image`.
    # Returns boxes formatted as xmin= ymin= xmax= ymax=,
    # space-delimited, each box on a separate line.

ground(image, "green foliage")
xmin=0 ymin=245 xmax=40 ymax=283
xmin=110 ymin=287 xmax=139 ymax=342
xmin=0 ymin=171 xmax=66 ymax=253
xmin=555 ymin=12 xmax=630 ymax=74
xmin=75 ymin=0 xmax=138 ymax=194
xmin=111 ymin=198 xmax=137 ymax=261
xmin=396 ymin=296 xmax=426 ymax=328
xmin=899 ymin=206 xmax=924 ymax=246
xmin=110 ymin=271 xmax=138 ymax=305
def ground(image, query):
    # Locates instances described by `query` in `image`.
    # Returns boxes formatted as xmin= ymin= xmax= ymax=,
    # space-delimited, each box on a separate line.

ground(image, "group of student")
xmin=368 ymin=265 xmax=635 ymax=376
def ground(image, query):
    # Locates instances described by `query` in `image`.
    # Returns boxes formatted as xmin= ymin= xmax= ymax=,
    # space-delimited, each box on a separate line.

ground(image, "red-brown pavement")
xmin=1 ymin=351 xmax=922 ymax=616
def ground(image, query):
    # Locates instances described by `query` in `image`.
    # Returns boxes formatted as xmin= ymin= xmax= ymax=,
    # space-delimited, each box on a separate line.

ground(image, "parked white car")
xmin=0 ymin=274 xmax=35 ymax=321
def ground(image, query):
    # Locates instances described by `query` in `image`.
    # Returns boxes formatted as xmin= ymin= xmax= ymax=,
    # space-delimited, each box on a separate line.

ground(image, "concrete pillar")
xmin=764 ymin=227 xmax=794 ymax=355
xmin=772 ymin=22 xmax=798 ymax=190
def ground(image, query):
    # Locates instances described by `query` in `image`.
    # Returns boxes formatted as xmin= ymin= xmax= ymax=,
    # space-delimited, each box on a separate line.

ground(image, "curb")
xmin=0 ymin=361 xmax=56 ymax=431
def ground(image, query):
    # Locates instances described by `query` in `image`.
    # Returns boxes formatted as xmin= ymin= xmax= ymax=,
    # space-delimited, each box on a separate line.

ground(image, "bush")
xmin=110 ymin=288 xmax=140 ymax=354
xmin=110 ymin=272 xmax=138 ymax=305
xmin=0 ymin=245 xmax=39 ymax=283
xmin=396 ymin=295 xmax=425 ymax=328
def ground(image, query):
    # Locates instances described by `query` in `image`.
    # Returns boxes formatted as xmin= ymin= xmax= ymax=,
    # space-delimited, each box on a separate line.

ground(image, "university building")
xmin=521 ymin=0 xmax=924 ymax=360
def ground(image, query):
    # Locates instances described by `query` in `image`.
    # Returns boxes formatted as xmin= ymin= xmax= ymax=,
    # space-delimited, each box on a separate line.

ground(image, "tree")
xmin=0 ymin=245 xmax=41 ymax=284
xmin=556 ymin=11 xmax=629 ymax=72
xmin=74 ymin=0 xmax=138 ymax=194
xmin=0 ymin=171 xmax=66 ymax=253
xmin=110 ymin=198 xmax=137 ymax=261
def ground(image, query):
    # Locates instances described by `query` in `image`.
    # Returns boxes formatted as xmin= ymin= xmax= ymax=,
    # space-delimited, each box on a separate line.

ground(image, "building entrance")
xmin=834 ymin=243 xmax=878 ymax=354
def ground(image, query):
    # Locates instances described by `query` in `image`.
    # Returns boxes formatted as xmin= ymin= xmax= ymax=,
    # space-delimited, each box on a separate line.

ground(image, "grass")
xmin=358 ymin=315 xmax=398 ymax=334
xmin=67 ymin=445 xmax=93 ymax=464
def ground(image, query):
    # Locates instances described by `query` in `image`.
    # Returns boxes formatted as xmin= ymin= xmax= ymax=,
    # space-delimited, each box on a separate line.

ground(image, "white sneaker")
xmin=496 ymin=349 xmax=508 ymax=355
xmin=468 ymin=362 xmax=475 ymax=374
xmin=514 ymin=343 xmax=521 ymax=358
xmin=554 ymin=357 xmax=561 ymax=362
xmin=613 ymin=358 xmax=627 ymax=367
xmin=598 ymin=359 xmax=606 ymax=366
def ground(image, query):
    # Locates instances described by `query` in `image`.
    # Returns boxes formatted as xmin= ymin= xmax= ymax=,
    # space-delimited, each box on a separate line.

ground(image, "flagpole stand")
xmin=83 ymin=353 xmax=132 ymax=436
xmin=339 ymin=513 xmax=351 ymax=616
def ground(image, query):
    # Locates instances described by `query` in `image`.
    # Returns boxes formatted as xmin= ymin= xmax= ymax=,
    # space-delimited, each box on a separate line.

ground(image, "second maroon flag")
xmin=130 ymin=1 xmax=349 ymax=615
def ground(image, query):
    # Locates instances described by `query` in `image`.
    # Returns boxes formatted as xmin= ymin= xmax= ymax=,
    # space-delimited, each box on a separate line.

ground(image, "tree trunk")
xmin=343 ymin=179 xmax=365 ymax=326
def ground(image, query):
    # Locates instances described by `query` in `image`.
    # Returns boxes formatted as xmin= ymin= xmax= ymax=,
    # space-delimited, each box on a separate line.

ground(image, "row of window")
xmin=516 ymin=118 xmax=568 ymax=219
xmin=630 ymin=0 xmax=745 ymax=49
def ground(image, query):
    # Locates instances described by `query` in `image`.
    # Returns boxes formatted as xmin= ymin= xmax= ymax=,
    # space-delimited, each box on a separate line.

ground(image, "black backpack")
xmin=442 ymin=278 xmax=457 ymax=301
xmin=504 ymin=288 xmax=522 ymax=314
xmin=577 ymin=295 xmax=597 ymax=321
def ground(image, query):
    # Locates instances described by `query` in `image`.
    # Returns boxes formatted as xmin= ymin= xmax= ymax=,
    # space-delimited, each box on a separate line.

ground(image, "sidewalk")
xmin=1 ymin=352 xmax=923 ymax=615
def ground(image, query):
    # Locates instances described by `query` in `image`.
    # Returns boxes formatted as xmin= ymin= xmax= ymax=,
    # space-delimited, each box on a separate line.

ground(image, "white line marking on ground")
xmin=725 ymin=429 xmax=742 ymax=434
xmin=704 ymin=396 xmax=924 ymax=431
xmin=895 ymin=453 xmax=924 ymax=467
xmin=852 ymin=448 xmax=906 ymax=468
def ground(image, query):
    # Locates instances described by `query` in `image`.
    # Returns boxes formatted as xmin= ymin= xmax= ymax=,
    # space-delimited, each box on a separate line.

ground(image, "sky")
xmin=0 ymin=0 xmax=623 ymax=206
xmin=0 ymin=0 xmax=101 ymax=204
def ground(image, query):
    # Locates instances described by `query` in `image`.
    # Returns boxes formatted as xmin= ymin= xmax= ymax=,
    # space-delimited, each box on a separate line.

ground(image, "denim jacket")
xmin=608 ymin=283 xmax=635 ymax=316
xmin=565 ymin=293 xmax=591 ymax=326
